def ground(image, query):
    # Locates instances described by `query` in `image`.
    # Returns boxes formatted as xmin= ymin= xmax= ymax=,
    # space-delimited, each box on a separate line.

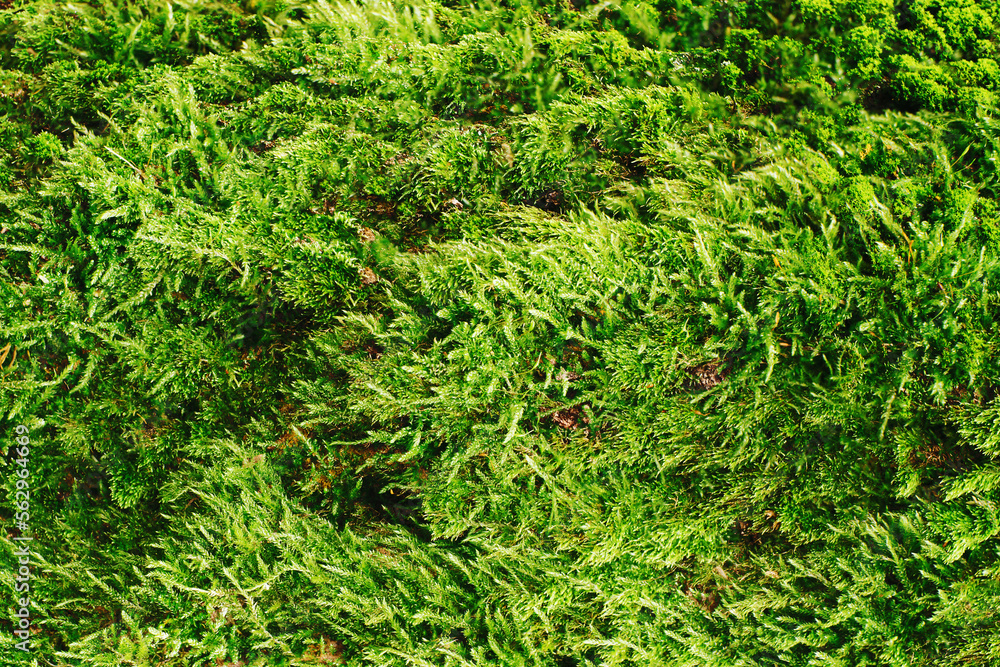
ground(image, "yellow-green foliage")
xmin=2 ymin=1 xmax=1000 ymax=666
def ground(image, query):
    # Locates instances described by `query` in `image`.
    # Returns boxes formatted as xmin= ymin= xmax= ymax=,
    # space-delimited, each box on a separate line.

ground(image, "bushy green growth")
xmin=3 ymin=0 xmax=275 ymax=72
xmin=2 ymin=0 xmax=1000 ymax=665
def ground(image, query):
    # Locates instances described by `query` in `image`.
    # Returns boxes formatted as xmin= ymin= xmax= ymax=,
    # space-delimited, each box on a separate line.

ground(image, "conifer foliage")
xmin=2 ymin=0 xmax=1000 ymax=665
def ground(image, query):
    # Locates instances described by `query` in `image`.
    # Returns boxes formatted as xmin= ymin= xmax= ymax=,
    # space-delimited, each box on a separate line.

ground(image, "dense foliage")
xmin=2 ymin=0 xmax=999 ymax=664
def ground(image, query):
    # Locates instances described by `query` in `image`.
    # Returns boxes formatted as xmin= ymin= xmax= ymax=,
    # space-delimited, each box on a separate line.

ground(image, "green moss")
xmin=3 ymin=1 xmax=1000 ymax=665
